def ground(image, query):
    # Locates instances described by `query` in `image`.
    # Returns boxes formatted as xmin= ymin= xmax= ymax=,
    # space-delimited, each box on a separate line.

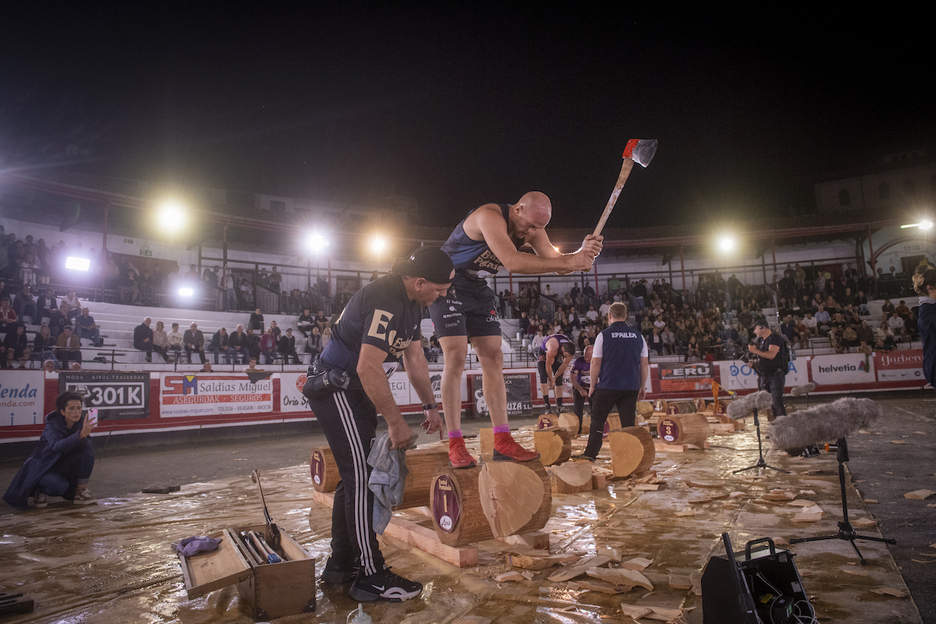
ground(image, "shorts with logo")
xmin=428 ymin=275 xmax=501 ymax=339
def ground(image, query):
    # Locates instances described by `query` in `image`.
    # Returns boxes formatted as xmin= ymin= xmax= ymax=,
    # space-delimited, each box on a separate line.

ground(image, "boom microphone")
xmin=726 ymin=391 xmax=772 ymax=420
xmin=790 ymin=383 xmax=816 ymax=397
xmin=768 ymin=398 xmax=882 ymax=450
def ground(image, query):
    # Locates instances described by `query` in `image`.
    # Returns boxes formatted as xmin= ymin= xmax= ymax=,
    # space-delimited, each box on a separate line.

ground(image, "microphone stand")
xmin=789 ymin=437 xmax=895 ymax=565
xmin=732 ymin=409 xmax=788 ymax=474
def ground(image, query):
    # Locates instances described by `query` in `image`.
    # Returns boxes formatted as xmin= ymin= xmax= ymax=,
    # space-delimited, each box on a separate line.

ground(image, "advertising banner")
xmin=810 ymin=353 xmax=875 ymax=386
xmin=472 ymin=373 xmax=532 ymax=418
xmin=718 ymin=358 xmax=810 ymax=391
xmin=659 ymin=362 xmax=714 ymax=392
xmin=874 ymin=349 xmax=925 ymax=383
xmin=59 ymin=371 xmax=150 ymax=420
xmin=0 ymin=371 xmax=45 ymax=426
xmin=280 ymin=372 xmax=311 ymax=413
xmin=159 ymin=372 xmax=273 ymax=418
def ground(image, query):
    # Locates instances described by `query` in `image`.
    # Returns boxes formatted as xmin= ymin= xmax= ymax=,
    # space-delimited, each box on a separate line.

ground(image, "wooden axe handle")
xmin=592 ymin=158 xmax=634 ymax=237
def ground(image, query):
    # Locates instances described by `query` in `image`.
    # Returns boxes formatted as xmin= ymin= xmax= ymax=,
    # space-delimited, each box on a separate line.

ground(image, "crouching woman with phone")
xmin=3 ymin=391 xmax=98 ymax=510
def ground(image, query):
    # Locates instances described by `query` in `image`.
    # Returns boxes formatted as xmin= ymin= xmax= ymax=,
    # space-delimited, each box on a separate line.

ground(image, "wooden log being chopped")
xmin=608 ymin=427 xmax=655 ymax=477
xmin=534 ymin=428 xmax=573 ymax=466
xmin=431 ymin=462 xmax=551 ymax=547
xmin=478 ymin=461 xmax=549 ymax=538
xmin=549 ymin=462 xmax=595 ymax=494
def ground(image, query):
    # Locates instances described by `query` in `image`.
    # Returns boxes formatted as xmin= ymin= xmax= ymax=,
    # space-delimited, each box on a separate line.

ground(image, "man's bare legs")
xmin=439 ymin=334 xmax=538 ymax=467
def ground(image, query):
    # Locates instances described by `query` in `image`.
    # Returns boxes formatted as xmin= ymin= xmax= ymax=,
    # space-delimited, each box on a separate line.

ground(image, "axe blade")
xmin=623 ymin=139 xmax=658 ymax=168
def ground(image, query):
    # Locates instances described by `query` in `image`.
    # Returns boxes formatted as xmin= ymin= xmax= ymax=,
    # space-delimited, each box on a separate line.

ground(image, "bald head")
xmin=510 ymin=191 xmax=552 ymax=239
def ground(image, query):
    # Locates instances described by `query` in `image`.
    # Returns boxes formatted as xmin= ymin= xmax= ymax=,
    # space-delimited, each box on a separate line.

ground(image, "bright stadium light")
xmin=158 ymin=201 xmax=188 ymax=233
xmin=900 ymin=220 xmax=933 ymax=230
xmin=716 ymin=233 xmax=736 ymax=254
xmin=308 ymin=232 xmax=329 ymax=253
xmin=65 ymin=257 xmax=91 ymax=271
xmin=370 ymin=235 xmax=387 ymax=254
xmin=178 ymin=287 xmax=194 ymax=297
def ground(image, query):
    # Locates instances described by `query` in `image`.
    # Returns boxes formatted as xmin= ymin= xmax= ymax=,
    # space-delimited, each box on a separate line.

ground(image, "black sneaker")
xmin=572 ymin=454 xmax=596 ymax=463
xmin=321 ymin=556 xmax=357 ymax=584
xmin=349 ymin=565 xmax=422 ymax=602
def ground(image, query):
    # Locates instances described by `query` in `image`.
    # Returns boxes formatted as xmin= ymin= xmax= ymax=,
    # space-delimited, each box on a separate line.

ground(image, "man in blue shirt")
xmin=577 ymin=302 xmax=649 ymax=462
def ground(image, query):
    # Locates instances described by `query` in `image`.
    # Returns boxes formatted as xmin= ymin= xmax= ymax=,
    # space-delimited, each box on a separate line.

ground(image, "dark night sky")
xmin=1 ymin=4 xmax=932 ymax=230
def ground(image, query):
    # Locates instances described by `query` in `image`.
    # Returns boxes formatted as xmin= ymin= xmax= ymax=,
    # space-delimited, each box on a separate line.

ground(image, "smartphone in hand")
xmin=87 ymin=408 xmax=99 ymax=426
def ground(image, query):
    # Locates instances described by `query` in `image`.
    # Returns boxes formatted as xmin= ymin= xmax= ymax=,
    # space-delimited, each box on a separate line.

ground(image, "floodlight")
xmin=65 ymin=257 xmax=91 ymax=271
xmin=370 ymin=235 xmax=387 ymax=254
xmin=308 ymin=232 xmax=329 ymax=253
xmin=716 ymin=234 xmax=736 ymax=254
xmin=178 ymin=287 xmax=194 ymax=297
xmin=158 ymin=201 xmax=187 ymax=233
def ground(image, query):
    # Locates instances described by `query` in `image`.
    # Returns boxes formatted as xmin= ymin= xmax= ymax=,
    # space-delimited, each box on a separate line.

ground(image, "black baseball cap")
xmin=391 ymin=246 xmax=455 ymax=285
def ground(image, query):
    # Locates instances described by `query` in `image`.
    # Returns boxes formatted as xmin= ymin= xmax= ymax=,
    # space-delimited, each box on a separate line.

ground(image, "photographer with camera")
xmin=747 ymin=319 xmax=788 ymax=420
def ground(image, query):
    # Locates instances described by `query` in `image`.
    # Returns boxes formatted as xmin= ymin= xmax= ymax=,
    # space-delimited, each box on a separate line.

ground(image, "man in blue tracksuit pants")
xmin=579 ymin=302 xmax=649 ymax=461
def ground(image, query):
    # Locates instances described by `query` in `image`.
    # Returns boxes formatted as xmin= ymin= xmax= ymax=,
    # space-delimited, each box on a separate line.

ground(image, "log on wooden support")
xmin=657 ymin=413 xmax=711 ymax=446
xmin=429 ymin=461 xmax=551 ymax=547
xmin=558 ymin=412 xmax=584 ymax=435
xmin=666 ymin=400 xmax=698 ymax=415
xmin=534 ymin=427 xmax=573 ymax=466
xmin=636 ymin=401 xmax=655 ymax=419
xmin=311 ymin=445 xmax=448 ymax=509
xmin=536 ymin=413 xmax=559 ymax=429
xmin=608 ymin=427 xmax=656 ymax=478
xmin=311 ymin=490 xmax=478 ymax=567
xmin=310 ymin=447 xmax=340 ymax=492
xmin=549 ymin=462 xmax=594 ymax=494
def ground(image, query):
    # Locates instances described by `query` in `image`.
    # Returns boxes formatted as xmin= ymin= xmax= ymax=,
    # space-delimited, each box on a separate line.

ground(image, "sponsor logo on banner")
xmin=659 ymin=362 xmax=713 ymax=392
xmin=0 ymin=371 xmax=44 ymax=426
xmin=472 ymin=373 xmax=532 ymax=417
xmin=60 ymin=371 xmax=150 ymax=420
xmin=810 ymin=353 xmax=875 ymax=386
xmin=280 ymin=372 xmax=311 ymax=413
xmin=160 ymin=373 xmax=273 ymax=418
xmin=718 ymin=359 xmax=810 ymax=391
xmin=874 ymin=349 xmax=924 ymax=382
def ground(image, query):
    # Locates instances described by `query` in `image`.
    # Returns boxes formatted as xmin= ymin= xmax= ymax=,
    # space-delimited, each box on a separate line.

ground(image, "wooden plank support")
xmin=311 ymin=490 xmax=478 ymax=568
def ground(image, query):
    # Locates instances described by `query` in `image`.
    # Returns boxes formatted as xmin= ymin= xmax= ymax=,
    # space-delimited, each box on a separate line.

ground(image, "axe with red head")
xmin=592 ymin=139 xmax=657 ymax=237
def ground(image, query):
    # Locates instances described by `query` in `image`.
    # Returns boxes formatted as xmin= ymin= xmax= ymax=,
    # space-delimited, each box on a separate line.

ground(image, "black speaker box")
xmin=702 ymin=535 xmax=810 ymax=624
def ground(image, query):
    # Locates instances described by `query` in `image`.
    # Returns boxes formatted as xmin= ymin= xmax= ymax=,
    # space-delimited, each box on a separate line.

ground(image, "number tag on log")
xmin=311 ymin=450 xmax=325 ymax=485
xmin=659 ymin=418 xmax=680 ymax=443
xmin=431 ymin=475 xmax=461 ymax=533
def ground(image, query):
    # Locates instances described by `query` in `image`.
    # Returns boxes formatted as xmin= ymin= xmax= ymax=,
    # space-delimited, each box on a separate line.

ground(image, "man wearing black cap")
xmin=428 ymin=191 xmax=603 ymax=468
xmin=749 ymin=319 xmax=788 ymax=419
xmin=304 ymin=246 xmax=450 ymax=603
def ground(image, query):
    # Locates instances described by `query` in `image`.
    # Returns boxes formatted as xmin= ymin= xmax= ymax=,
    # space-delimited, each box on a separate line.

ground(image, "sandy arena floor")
xmin=1 ymin=394 xmax=933 ymax=623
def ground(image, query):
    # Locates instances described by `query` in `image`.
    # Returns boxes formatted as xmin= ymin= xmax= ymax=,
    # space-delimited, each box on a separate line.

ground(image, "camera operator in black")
xmin=304 ymin=247 xmax=451 ymax=603
xmin=748 ymin=319 xmax=787 ymax=420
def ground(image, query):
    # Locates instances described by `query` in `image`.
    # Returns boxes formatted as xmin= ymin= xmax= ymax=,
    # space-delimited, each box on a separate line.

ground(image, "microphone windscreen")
xmin=726 ymin=391 xmax=772 ymax=420
xmin=768 ymin=398 xmax=882 ymax=450
xmin=790 ymin=383 xmax=816 ymax=397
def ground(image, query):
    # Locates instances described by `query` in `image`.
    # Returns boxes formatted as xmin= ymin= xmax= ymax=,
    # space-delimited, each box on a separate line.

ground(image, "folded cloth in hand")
xmin=368 ymin=432 xmax=418 ymax=534
xmin=174 ymin=536 xmax=222 ymax=557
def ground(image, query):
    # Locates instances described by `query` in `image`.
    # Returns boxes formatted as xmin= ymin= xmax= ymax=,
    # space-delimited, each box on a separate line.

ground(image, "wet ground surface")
xmin=1 ymin=393 xmax=934 ymax=623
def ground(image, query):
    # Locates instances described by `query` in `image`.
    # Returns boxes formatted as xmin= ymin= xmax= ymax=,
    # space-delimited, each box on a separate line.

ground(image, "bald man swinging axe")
xmin=429 ymin=191 xmax=603 ymax=468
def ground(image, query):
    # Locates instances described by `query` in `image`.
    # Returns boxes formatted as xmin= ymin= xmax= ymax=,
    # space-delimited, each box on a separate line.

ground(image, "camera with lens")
xmin=303 ymin=357 xmax=351 ymax=400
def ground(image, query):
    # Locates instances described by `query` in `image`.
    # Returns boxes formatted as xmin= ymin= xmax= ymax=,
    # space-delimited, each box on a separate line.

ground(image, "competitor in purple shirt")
xmin=538 ymin=334 xmax=575 ymax=413
xmin=569 ymin=345 xmax=593 ymax=435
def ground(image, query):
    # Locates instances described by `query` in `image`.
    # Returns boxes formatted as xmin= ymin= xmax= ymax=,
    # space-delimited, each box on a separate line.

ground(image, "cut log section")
xmin=558 ymin=412 xmax=585 ymax=435
xmin=311 ymin=445 xmax=448 ymax=509
xmin=479 ymin=428 xmax=494 ymax=454
xmin=657 ymin=413 xmax=712 ymax=446
xmin=537 ymin=413 xmax=559 ymax=429
xmin=430 ymin=462 xmax=551 ymax=547
xmin=636 ymin=401 xmax=655 ymax=419
xmin=608 ymin=427 xmax=656 ymax=478
xmin=549 ymin=462 xmax=594 ymax=494
xmin=310 ymin=447 xmax=340 ymax=492
xmin=666 ymin=400 xmax=698 ymax=415
xmin=534 ymin=428 xmax=573 ymax=466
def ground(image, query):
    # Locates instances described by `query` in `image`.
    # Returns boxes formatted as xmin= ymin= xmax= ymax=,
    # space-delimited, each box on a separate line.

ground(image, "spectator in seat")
xmin=297 ymin=308 xmax=315 ymax=337
xmin=4 ymin=324 xmax=33 ymax=368
xmin=13 ymin=285 xmax=38 ymax=324
xmin=133 ymin=317 xmax=158 ymax=362
xmin=259 ymin=327 xmax=277 ymax=364
xmin=33 ymin=325 xmax=59 ymax=367
xmin=55 ymin=325 xmax=82 ymax=368
xmin=278 ymin=327 xmax=299 ymax=364
xmin=151 ymin=321 xmax=170 ymax=362
xmin=0 ymin=298 xmax=17 ymax=335
xmin=269 ymin=320 xmax=281 ymax=341
xmin=62 ymin=290 xmax=82 ymax=319
xmin=886 ymin=312 xmax=905 ymax=341
xmin=74 ymin=307 xmax=103 ymax=347
xmin=229 ymin=324 xmax=249 ymax=364
xmin=208 ymin=327 xmax=231 ymax=364
xmin=167 ymin=323 xmax=184 ymax=362
xmin=184 ymin=322 xmax=207 ymax=364
xmin=244 ymin=327 xmax=261 ymax=361
xmin=856 ymin=320 xmax=874 ymax=346
xmin=304 ymin=325 xmax=322 ymax=361
xmin=248 ymin=308 xmax=264 ymax=332
xmin=36 ymin=288 xmax=57 ymax=323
